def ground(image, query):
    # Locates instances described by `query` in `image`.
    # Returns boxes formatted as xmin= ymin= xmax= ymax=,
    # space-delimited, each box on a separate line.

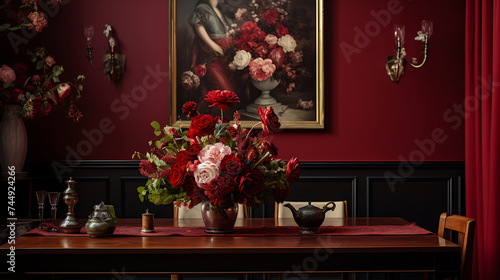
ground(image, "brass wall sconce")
xmin=83 ymin=24 xmax=126 ymax=83
xmin=386 ymin=20 xmax=433 ymax=83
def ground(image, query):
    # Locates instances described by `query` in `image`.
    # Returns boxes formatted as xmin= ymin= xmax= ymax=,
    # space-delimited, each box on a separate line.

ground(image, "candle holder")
xmin=59 ymin=177 xmax=82 ymax=234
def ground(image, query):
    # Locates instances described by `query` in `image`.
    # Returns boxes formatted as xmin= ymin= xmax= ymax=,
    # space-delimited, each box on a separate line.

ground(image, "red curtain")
xmin=465 ymin=0 xmax=500 ymax=279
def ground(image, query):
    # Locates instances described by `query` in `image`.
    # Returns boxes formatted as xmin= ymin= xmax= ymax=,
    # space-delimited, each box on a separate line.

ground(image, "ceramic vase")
xmin=200 ymin=200 xmax=239 ymax=234
xmin=251 ymin=77 xmax=280 ymax=106
xmin=0 ymin=105 xmax=27 ymax=177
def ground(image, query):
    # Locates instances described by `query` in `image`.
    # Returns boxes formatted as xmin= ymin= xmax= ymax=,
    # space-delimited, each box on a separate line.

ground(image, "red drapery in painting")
xmin=465 ymin=0 xmax=500 ymax=279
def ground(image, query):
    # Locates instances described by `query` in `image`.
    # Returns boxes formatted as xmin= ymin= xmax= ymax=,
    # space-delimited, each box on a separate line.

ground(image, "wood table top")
xmin=1 ymin=218 xmax=460 ymax=253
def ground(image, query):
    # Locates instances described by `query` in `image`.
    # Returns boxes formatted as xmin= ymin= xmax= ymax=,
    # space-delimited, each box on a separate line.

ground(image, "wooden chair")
xmin=436 ymin=212 xmax=476 ymax=280
xmin=171 ymin=203 xmax=248 ymax=280
xmin=272 ymin=200 xmax=349 ymax=280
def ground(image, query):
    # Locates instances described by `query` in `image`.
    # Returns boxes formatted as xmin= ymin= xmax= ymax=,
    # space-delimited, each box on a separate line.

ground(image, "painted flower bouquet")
xmin=229 ymin=0 xmax=312 ymax=93
xmin=0 ymin=47 xmax=84 ymax=121
xmin=134 ymin=90 xmax=300 ymax=210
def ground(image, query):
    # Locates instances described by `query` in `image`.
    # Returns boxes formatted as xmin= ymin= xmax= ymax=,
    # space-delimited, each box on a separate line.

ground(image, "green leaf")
xmin=139 ymin=194 xmax=144 ymax=202
xmin=36 ymin=60 xmax=43 ymax=70
xmin=52 ymin=65 xmax=63 ymax=76
xmin=0 ymin=23 xmax=10 ymax=32
xmin=151 ymin=121 xmax=160 ymax=130
xmin=215 ymin=123 xmax=230 ymax=138
xmin=137 ymin=186 xmax=145 ymax=193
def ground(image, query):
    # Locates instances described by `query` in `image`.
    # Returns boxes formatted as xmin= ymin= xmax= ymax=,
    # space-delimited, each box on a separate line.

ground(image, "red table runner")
xmin=24 ymin=223 xmax=432 ymax=237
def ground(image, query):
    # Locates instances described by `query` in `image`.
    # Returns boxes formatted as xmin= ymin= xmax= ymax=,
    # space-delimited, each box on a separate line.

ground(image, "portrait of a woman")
xmin=188 ymin=0 xmax=241 ymax=115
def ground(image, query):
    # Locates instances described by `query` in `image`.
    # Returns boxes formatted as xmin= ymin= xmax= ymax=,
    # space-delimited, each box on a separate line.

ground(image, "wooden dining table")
xmin=0 ymin=217 xmax=461 ymax=278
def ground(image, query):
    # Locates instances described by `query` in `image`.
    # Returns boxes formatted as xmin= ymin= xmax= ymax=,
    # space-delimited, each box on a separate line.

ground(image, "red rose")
xmin=253 ymin=45 xmax=269 ymax=59
xmin=286 ymin=157 xmax=300 ymax=182
xmin=268 ymin=47 xmax=285 ymax=68
xmin=258 ymin=106 xmax=281 ymax=136
xmin=246 ymin=147 xmax=259 ymax=162
xmin=207 ymin=182 xmax=227 ymax=206
xmin=238 ymin=169 xmax=264 ymax=199
xmin=204 ymin=90 xmax=240 ymax=112
xmin=274 ymin=183 xmax=290 ymax=203
xmin=276 ymin=24 xmax=289 ymax=37
xmin=194 ymin=64 xmax=206 ymax=78
xmin=262 ymin=9 xmax=279 ymax=25
xmin=240 ymin=21 xmax=258 ymax=34
xmin=176 ymin=150 xmax=191 ymax=166
xmin=169 ymin=164 xmax=186 ymax=188
xmin=261 ymin=140 xmax=278 ymax=157
xmin=187 ymin=114 xmax=215 ymax=139
xmin=183 ymin=174 xmax=206 ymax=207
xmin=182 ymin=101 xmax=198 ymax=118
xmin=185 ymin=143 xmax=202 ymax=159
xmin=221 ymin=155 xmax=242 ymax=176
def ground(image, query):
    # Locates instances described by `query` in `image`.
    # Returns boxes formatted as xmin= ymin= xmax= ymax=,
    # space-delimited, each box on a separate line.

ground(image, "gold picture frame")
xmin=170 ymin=0 xmax=324 ymax=129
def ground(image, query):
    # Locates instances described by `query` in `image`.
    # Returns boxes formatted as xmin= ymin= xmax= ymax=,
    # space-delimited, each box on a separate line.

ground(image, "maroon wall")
xmin=21 ymin=0 xmax=465 ymax=162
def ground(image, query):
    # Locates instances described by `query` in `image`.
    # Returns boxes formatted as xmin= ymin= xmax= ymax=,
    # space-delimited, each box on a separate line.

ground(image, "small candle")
xmin=141 ymin=209 xmax=155 ymax=233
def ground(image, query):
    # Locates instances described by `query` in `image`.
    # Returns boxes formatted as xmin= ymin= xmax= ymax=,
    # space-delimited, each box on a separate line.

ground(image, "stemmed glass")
xmin=47 ymin=192 xmax=61 ymax=232
xmin=35 ymin=191 xmax=47 ymax=229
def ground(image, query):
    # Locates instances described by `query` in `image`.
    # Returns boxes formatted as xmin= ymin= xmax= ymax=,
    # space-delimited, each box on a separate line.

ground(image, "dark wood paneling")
xmin=23 ymin=161 xmax=465 ymax=233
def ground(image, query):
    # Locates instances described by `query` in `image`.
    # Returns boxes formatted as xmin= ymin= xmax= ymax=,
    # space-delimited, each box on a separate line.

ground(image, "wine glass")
xmin=35 ymin=191 xmax=47 ymax=229
xmin=47 ymin=192 xmax=61 ymax=232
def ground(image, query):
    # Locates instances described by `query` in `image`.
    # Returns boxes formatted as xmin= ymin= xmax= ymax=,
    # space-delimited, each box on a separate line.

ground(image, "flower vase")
xmin=0 ymin=105 xmax=28 ymax=178
xmin=201 ymin=200 xmax=239 ymax=234
xmin=247 ymin=77 xmax=288 ymax=115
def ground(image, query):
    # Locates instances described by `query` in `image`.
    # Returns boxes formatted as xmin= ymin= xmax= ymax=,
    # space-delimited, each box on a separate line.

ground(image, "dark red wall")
xmin=21 ymin=0 xmax=465 ymax=162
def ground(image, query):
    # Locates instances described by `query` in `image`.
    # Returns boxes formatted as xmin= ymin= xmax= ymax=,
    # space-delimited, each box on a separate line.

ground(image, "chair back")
xmin=275 ymin=200 xmax=348 ymax=219
xmin=437 ymin=212 xmax=476 ymax=280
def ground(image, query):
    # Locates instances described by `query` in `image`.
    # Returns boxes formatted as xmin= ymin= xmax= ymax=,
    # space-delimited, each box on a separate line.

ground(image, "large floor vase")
xmin=201 ymin=200 xmax=239 ymax=234
xmin=0 ymin=105 xmax=27 ymax=177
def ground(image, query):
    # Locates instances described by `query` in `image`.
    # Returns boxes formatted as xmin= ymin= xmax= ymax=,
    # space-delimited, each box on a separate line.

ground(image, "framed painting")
xmin=170 ymin=0 xmax=324 ymax=129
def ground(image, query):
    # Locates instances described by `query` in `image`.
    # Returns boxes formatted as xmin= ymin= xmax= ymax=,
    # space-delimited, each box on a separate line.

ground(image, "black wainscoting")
xmin=21 ymin=160 xmax=465 ymax=233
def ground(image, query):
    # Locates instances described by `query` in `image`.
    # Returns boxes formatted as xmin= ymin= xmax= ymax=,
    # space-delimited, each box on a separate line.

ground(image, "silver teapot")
xmin=85 ymin=202 xmax=116 ymax=238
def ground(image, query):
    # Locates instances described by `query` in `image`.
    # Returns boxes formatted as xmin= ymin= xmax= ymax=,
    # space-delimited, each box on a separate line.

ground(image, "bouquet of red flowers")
xmin=0 ymin=47 xmax=84 ymax=121
xmin=229 ymin=0 xmax=312 ymax=93
xmin=134 ymin=90 xmax=300 ymax=210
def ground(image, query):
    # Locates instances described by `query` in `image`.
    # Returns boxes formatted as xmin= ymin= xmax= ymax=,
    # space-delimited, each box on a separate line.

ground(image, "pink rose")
xmin=57 ymin=83 xmax=71 ymax=99
xmin=0 ymin=65 xmax=16 ymax=83
xmin=45 ymin=56 xmax=56 ymax=67
xmin=193 ymin=162 xmax=220 ymax=189
xmin=235 ymin=8 xmax=247 ymax=20
xmin=265 ymin=34 xmax=278 ymax=45
xmin=248 ymin=58 xmax=276 ymax=81
xmin=198 ymin=143 xmax=232 ymax=165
